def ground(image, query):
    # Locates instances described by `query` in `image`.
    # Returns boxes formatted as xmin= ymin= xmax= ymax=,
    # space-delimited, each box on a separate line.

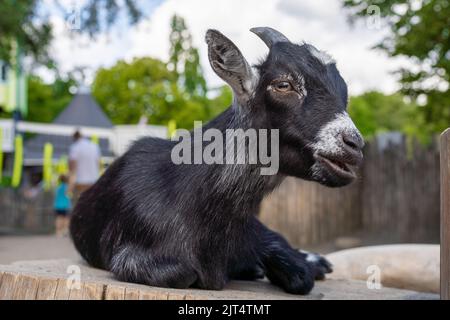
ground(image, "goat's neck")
xmin=201 ymin=104 xmax=284 ymax=216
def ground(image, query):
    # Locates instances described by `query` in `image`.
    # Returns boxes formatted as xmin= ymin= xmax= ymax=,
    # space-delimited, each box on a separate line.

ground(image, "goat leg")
xmin=256 ymin=220 xmax=331 ymax=294
xmin=110 ymin=244 xmax=198 ymax=289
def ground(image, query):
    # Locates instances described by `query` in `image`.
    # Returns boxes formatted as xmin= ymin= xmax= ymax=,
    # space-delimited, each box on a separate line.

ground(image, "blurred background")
xmin=0 ymin=0 xmax=448 ymax=263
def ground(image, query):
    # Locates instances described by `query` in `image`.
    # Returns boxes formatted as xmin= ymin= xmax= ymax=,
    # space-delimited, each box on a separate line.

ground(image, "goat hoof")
xmin=300 ymin=250 xmax=333 ymax=280
xmin=282 ymin=270 xmax=315 ymax=295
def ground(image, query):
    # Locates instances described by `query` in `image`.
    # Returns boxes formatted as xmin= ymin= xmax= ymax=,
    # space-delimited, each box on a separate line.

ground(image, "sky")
xmin=40 ymin=0 xmax=413 ymax=96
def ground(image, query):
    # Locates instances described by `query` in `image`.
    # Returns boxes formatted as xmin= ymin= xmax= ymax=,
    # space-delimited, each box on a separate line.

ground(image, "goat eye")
xmin=274 ymin=81 xmax=292 ymax=92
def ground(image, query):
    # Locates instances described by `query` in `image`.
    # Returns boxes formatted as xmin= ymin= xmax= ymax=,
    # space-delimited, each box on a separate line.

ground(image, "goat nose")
xmin=342 ymin=131 xmax=364 ymax=151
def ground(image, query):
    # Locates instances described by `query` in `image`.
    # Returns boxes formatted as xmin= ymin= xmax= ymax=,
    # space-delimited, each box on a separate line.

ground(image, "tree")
xmin=92 ymin=57 xmax=175 ymax=125
xmin=92 ymin=58 xmax=214 ymax=128
xmin=208 ymin=86 xmax=233 ymax=118
xmin=92 ymin=15 xmax=231 ymax=129
xmin=168 ymin=15 xmax=207 ymax=98
xmin=26 ymin=75 xmax=75 ymax=123
xmin=92 ymin=57 xmax=231 ymax=129
xmin=0 ymin=0 xmax=51 ymax=66
xmin=348 ymin=91 xmax=427 ymax=142
xmin=76 ymin=0 xmax=142 ymax=37
xmin=0 ymin=0 xmax=144 ymax=66
xmin=343 ymin=0 xmax=450 ymax=136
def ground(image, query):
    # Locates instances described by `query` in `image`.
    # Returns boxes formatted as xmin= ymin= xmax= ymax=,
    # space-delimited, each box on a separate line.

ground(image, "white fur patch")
xmin=307 ymin=44 xmax=335 ymax=65
xmin=300 ymin=250 xmax=320 ymax=263
xmin=310 ymin=112 xmax=359 ymax=156
xmin=309 ymin=112 xmax=361 ymax=181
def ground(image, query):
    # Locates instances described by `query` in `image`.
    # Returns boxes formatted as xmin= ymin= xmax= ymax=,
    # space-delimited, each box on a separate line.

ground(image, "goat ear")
xmin=205 ymin=29 xmax=255 ymax=104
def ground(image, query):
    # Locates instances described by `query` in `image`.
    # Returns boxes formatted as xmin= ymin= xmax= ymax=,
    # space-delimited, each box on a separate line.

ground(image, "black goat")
xmin=70 ymin=27 xmax=364 ymax=294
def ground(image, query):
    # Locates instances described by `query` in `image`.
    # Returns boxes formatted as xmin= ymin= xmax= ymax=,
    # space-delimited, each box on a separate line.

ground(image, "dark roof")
xmin=24 ymin=135 xmax=112 ymax=164
xmin=24 ymin=93 xmax=114 ymax=164
xmin=52 ymin=93 xmax=113 ymax=128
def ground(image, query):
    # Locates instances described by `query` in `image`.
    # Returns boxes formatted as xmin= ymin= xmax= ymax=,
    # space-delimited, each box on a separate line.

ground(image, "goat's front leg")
xmin=297 ymin=249 xmax=333 ymax=280
xmin=257 ymin=222 xmax=332 ymax=294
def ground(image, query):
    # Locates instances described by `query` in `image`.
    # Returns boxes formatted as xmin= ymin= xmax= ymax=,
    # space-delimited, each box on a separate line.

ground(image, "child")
xmin=54 ymin=174 xmax=72 ymax=236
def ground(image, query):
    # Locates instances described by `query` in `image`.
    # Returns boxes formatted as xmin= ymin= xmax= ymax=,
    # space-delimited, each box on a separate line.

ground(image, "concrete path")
xmin=0 ymin=235 xmax=79 ymax=264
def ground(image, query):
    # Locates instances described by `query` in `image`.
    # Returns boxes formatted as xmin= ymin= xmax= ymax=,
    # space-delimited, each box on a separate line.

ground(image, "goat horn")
xmin=250 ymin=27 xmax=290 ymax=48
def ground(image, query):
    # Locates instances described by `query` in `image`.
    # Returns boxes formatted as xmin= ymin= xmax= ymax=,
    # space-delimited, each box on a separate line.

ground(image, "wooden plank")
xmin=36 ymin=278 xmax=58 ymax=300
xmin=138 ymin=290 xmax=158 ymax=300
xmin=184 ymin=293 xmax=203 ymax=300
xmin=124 ymin=287 xmax=140 ymax=300
xmin=54 ymin=278 xmax=71 ymax=300
xmin=82 ymin=282 xmax=105 ymax=300
xmin=441 ymin=128 xmax=450 ymax=300
xmin=0 ymin=272 xmax=19 ymax=299
xmin=105 ymin=284 xmax=125 ymax=300
xmin=68 ymin=283 xmax=85 ymax=300
xmin=0 ymin=271 xmax=5 ymax=298
xmin=154 ymin=291 xmax=169 ymax=300
xmin=12 ymin=275 xmax=39 ymax=300
xmin=260 ymin=135 xmax=441 ymax=248
xmin=0 ymin=258 xmax=440 ymax=300
xmin=168 ymin=292 xmax=187 ymax=300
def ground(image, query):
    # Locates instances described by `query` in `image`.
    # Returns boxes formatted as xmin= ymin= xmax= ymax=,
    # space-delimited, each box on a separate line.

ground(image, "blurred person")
xmin=23 ymin=171 xmax=43 ymax=200
xmin=68 ymin=130 xmax=101 ymax=201
xmin=54 ymin=174 xmax=71 ymax=236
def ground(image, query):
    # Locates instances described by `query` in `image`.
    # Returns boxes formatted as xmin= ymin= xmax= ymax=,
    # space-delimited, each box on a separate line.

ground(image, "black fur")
xmin=70 ymin=28 xmax=362 ymax=294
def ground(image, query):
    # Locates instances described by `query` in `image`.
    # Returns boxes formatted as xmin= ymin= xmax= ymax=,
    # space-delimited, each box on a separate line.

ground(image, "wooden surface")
xmin=441 ymin=128 xmax=450 ymax=300
xmin=327 ymin=244 xmax=439 ymax=294
xmin=0 ymin=259 xmax=438 ymax=300
xmin=260 ymin=136 xmax=441 ymax=247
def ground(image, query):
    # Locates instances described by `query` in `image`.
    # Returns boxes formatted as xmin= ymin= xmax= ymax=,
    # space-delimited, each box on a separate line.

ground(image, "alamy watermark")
xmin=170 ymin=121 xmax=280 ymax=176
xmin=66 ymin=264 xmax=81 ymax=290
xmin=366 ymin=264 xmax=381 ymax=290
xmin=366 ymin=5 xmax=382 ymax=30
xmin=66 ymin=2 xmax=82 ymax=31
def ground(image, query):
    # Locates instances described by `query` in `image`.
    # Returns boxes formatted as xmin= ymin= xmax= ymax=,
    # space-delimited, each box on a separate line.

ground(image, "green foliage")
xmin=183 ymin=47 xmax=208 ymax=98
xmin=168 ymin=15 xmax=208 ymax=98
xmin=92 ymin=57 xmax=231 ymax=129
xmin=92 ymin=58 xmax=174 ymax=124
xmin=343 ymin=0 xmax=450 ymax=136
xmin=0 ymin=0 xmax=144 ymax=66
xmin=348 ymin=91 xmax=429 ymax=142
xmin=209 ymin=86 xmax=233 ymax=118
xmin=0 ymin=0 xmax=52 ymax=66
xmin=168 ymin=15 xmax=189 ymax=77
xmin=78 ymin=0 xmax=143 ymax=36
xmin=92 ymin=15 xmax=231 ymax=129
xmin=26 ymin=76 xmax=75 ymax=123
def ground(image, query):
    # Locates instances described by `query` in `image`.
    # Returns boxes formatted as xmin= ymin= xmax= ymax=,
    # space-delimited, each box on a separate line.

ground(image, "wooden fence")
xmin=0 ymin=133 xmax=442 ymax=247
xmin=0 ymin=189 xmax=54 ymax=234
xmin=441 ymin=128 xmax=450 ymax=300
xmin=260 ymin=133 xmax=441 ymax=247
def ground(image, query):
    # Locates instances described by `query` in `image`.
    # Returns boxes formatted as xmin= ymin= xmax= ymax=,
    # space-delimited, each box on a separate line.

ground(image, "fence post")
xmin=441 ymin=128 xmax=450 ymax=299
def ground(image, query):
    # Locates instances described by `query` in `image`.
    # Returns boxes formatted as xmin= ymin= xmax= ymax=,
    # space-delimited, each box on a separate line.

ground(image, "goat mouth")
xmin=315 ymin=154 xmax=356 ymax=180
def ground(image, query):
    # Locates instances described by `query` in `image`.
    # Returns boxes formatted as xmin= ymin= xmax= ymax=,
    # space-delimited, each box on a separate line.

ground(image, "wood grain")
xmin=36 ymin=278 xmax=58 ymax=300
xmin=0 ymin=259 xmax=439 ymax=300
xmin=440 ymin=128 xmax=450 ymax=300
xmin=260 ymin=136 xmax=441 ymax=247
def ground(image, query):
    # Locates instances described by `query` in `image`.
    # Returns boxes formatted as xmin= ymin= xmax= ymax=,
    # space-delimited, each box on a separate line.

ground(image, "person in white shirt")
xmin=68 ymin=130 xmax=101 ymax=200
